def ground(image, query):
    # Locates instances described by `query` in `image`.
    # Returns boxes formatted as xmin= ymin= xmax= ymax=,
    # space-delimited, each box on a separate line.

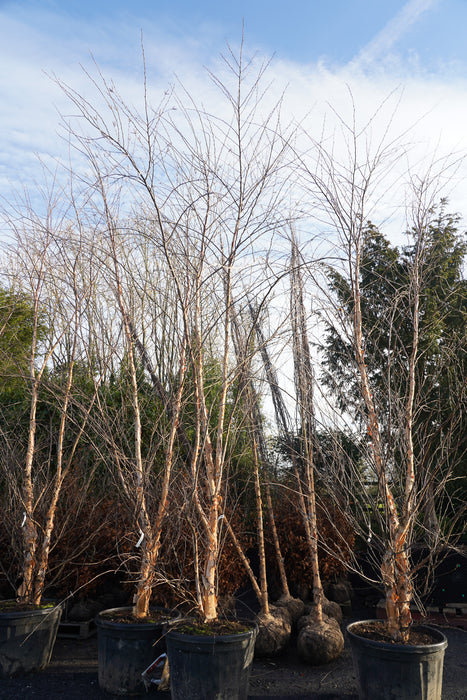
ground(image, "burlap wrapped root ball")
xmin=323 ymin=598 xmax=343 ymax=624
xmin=274 ymin=595 xmax=305 ymax=625
xmin=297 ymin=613 xmax=344 ymax=665
xmin=254 ymin=605 xmax=292 ymax=657
xmin=297 ymin=606 xmax=342 ymax=633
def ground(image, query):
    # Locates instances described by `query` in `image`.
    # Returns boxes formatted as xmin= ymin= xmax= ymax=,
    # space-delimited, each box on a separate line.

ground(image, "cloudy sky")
xmin=1 ymin=0 xmax=467 ymax=227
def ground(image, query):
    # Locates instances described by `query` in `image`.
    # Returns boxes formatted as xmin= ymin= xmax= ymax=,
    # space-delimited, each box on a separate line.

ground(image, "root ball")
xmin=254 ymin=607 xmax=292 ymax=657
xmin=297 ymin=617 xmax=344 ymax=665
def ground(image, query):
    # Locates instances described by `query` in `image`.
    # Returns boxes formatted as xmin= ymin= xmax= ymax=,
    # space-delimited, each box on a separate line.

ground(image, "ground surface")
xmin=0 ymin=617 xmax=465 ymax=699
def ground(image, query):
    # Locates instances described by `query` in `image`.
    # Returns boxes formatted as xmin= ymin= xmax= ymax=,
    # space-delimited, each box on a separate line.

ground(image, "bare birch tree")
xmin=0 ymin=194 xmax=104 ymax=605
xmin=55 ymin=40 xmax=294 ymax=622
xmin=297 ymin=101 xmax=466 ymax=642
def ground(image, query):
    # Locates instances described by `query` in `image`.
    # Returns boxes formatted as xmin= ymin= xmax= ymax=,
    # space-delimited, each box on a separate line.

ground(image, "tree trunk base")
xmin=304 ymin=598 xmax=343 ymax=624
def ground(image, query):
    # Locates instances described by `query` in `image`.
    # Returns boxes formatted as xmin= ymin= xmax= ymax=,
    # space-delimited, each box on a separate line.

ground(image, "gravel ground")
xmin=0 ymin=618 xmax=465 ymax=699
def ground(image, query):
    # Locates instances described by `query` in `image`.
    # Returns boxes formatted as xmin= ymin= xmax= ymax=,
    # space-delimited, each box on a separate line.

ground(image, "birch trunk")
xmin=252 ymin=431 xmax=270 ymax=616
xmin=290 ymin=238 xmax=325 ymax=622
xmin=351 ymin=242 xmax=414 ymax=642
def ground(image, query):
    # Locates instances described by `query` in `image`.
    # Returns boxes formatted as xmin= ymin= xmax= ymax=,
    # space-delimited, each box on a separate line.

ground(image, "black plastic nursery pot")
xmin=95 ymin=606 xmax=180 ymax=696
xmin=347 ymin=620 xmax=448 ymax=700
xmin=0 ymin=602 xmax=62 ymax=677
xmin=166 ymin=620 xmax=258 ymax=700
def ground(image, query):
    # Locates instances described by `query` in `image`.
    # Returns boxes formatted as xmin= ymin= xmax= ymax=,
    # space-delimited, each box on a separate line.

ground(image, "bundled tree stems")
xmin=290 ymin=237 xmax=325 ymax=623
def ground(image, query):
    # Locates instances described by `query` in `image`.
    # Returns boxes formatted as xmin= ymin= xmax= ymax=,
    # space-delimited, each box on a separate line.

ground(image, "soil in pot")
xmin=351 ymin=620 xmax=436 ymax=645
xmin=347 ymin=619 xmax=448 ymax=700
xmin=96 ymin=605 xmax=180 ymax=696
xmin=172 ymin=619 xmax=250 ymax=635
xmin=0 ymin=601 xmax=62 ymax=677
xmin=166 ymin=618 xmax=257 ymax=700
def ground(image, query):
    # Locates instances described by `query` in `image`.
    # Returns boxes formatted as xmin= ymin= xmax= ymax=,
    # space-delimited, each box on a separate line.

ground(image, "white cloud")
xmin=1 ymin=2 xmax=467 ymax=240
xmin=352 ymin=0 xmax=440 ymax=68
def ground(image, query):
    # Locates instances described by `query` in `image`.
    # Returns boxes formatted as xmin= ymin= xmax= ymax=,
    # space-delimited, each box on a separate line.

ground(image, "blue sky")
xmin=2 ymin=0 xmax=466 ymax=70
xmin=2 ymin=0 xmax=467 ymax=221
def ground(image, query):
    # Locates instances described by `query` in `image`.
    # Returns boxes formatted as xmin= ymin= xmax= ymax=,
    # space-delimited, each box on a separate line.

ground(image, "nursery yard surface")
xmin=0 ymin=621 xmax=465 ymax=699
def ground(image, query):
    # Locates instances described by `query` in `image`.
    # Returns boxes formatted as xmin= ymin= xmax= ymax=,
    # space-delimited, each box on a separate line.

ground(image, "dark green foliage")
xmin=0 ymin=286 xmax=47 ymax=391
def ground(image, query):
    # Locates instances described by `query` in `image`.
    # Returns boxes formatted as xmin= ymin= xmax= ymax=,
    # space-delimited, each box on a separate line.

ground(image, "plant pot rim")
xmin=96 ymin=605 xmax=180 ymax=631
xmin=167 ymin=618 xmax=258 ymax=643
xmin=347 ymin=619 xmax=448 ymax=654
xmin=0 ymin=600 xmax=62 ymax=620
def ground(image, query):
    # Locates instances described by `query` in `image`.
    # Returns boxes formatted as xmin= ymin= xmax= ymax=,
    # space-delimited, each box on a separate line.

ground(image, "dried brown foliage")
xmin=272 ymin=491 xmax=355 ymax=592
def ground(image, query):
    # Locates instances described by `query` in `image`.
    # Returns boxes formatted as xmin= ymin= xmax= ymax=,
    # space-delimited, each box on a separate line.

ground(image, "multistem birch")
xmin=3 ymin=209 xmax=100 ymax=606
xmin=56 ymin=39 xmax=293 ymax=623
xmin=31 ymin=249 xmax=103 ymax=604
xmin=100 ymin=192 xmax=188 ymax=618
